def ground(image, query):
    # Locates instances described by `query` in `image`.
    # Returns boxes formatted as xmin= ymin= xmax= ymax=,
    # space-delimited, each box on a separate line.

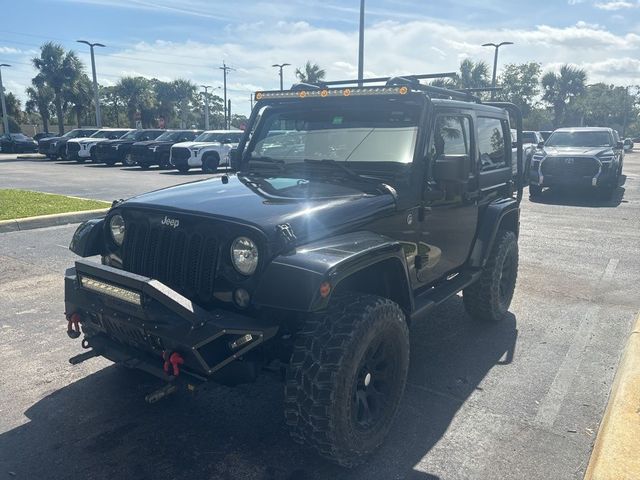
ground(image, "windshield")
xmin=194 ymin=131 xmax=242 ymax=143
xmin=90 ymin=130 xmax=129 ymax=139
xmin=121 ymin=130 xmax=141 ymax=140
xmin=523 ymin=132 xmax=537 ymax=144
xmin=63 ymin=130 xmax=81 ymax=138
xmin=546 ymin=131 xmax=612 ymax=148
xmin=247 ymin=100 xmax=420 ymax=168
xmin=155 ymin=131 xmax=184 ymax=141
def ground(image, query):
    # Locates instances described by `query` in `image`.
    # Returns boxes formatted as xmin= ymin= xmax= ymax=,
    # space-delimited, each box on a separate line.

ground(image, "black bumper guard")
xmin=65 ymin=260 xmax=278 ymax=379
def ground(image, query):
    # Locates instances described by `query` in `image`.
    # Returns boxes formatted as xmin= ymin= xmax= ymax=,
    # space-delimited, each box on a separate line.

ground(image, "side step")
xmin=410 ymin=270 xmax=481 ymax=322
xmin=69 ymin=349 xmax=100 ymax=365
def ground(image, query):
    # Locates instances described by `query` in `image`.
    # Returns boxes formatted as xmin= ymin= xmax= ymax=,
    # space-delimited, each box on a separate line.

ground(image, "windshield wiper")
xmin=301 ymin=159 xmax=397 ymax=198
xmin=248 ymin=156 xmax=286 ymax=172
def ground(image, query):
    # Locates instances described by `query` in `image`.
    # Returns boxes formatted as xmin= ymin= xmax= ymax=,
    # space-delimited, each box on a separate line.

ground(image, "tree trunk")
xmin=55 ymin=91 xmax=64 ymax=135
xmin=42 ymin=115 xmax=49 ymax=133
xmin=76 ymin=108 xmax=81 ymax=128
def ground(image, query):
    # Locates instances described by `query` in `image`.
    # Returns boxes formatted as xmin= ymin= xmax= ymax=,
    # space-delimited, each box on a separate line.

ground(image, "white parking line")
xmin=602 ymin=258 xmax=619 ymax=281
xmin=535 ymin=304 xmax=601 ymax=427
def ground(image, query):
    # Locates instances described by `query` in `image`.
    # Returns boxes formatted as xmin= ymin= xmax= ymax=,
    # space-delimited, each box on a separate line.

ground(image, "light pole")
xmin=358 ymin=0 xmax=365 ymax=86
xmin=272 ymin=63 xmax=291 ymax=91
xmin=77 ymin=40 xmax=105 ymax=127
xmin=200 ymin=85 xmax=213 ymax=130
xmin=481 ymin=41 xmax=513 ymax=99
xmin=219 ymin=62 xmax=234 ymax=129
xmin=0 ymin=63 xmax=10 ymax=134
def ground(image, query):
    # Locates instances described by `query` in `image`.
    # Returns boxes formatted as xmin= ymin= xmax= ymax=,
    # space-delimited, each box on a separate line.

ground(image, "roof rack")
xmin=321 ymin=72 xmax=457 ymax=86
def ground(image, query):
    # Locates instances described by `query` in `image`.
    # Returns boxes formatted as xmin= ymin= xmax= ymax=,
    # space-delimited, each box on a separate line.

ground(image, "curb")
xmin=0 ymin=208 xmax=108 ymax=233
xmin=584 ymin=312 xmax=640 ymax=480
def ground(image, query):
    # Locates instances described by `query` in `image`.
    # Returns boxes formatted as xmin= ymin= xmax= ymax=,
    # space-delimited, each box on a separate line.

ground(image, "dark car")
xmin=33 ymin=132 xmax=57 ymax=142
xmin=0 ymin=133 xmax=38 ymax=153
xmin=64 ymin=76 xmax=524 ymax=467
xmin=129 ymin=130 xmax=203 ymax=169
xmin=38 ymin=128 xmax=99 ymax=160
xmin=529 ymin=127 xmax=623 ymax=198
xmin=94 ymin=129 xmax=165 ymax=166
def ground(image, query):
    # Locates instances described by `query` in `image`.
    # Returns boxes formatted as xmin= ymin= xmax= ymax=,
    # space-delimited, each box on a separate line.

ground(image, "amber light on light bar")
xmin=78 ymin=275 xmax=142 ymax=305
xmin=254 ymin=85 xmax=409 ymax=101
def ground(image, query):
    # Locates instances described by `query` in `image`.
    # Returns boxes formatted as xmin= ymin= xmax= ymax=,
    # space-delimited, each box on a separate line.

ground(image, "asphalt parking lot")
xmin=0 ymin=152 xmax=639 ymax=479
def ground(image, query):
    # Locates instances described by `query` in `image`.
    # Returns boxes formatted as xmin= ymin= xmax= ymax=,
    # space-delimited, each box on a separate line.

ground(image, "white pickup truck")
xmin=65 ymin=129 xmax=133 ymax=163
xmin=169 ymin=130 xmax=243 ymax=173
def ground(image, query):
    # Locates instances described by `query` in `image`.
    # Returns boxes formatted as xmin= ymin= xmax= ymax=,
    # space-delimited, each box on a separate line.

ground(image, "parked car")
xmin=66 ymin=129 xmax=133 ymax=163
xmin=529 ymin=127 xmax=623 ymax=198
xmin=64 ymin=77 xmax=524 ymax=467
xmin=510 ymin=129 xmax=539 ymax=178
xmin=130 ymin=129 xmax=202 ymax=169
xmin=170 ymin=129 xmax=243 ymax=173
xmin=539 ymin=131 xmax=553 ymax=142
xmin=0 ymin=133 xmax=38 ymax=153
xmin=94 ymin=129 xmax=166 ymax=166
xmin=33 ymin=132 xmax=57 ymax=142
xmin=38 ymin=128 xmax=99 ymax=160
xmin=623 ymin=138 xmax=634 ymax=152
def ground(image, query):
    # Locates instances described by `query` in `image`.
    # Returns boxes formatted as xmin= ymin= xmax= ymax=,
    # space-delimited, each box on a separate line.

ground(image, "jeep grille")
xmin=122 ymin=220 xmax=218 ymax=305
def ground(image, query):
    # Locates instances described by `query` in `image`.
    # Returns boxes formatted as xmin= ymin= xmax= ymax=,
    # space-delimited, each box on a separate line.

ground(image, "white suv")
xmin=65 ymin=129 xmax=133 ymax=163
xmin=169 ymin=130 xmax=243 ymax=173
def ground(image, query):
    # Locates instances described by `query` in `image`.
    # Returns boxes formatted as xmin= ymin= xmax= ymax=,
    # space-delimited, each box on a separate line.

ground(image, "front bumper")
xmin=95 ymin=146 xmax=125 ymax=163
xmin=65 ymin=260 xmax=278 ymax=381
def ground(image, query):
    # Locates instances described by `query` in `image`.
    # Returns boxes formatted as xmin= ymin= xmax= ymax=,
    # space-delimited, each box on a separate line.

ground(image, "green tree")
xmin=101 ymin=85 xmax=124 ymax=127
xmin=458 ymin=59 xmax=490 ymax=90
xmin=295 ymin=61 xmax=326 ymax=84
xmin=115 ymin=76 xmax=156 ymax=127
xmin=32 ymin=42 xmax=84 ymax=135
xmin=497 ymin=62 xmax=542 ymax=117
xmin=3 ymin=92 xmax=23 ymax=124
xmin=25 ymin=81 xmax=54 ymax=133
xmin=65 ymin=74 xmax=94 ymax=128
xmin=541 ymin=64 xmax=587 ymax=128
xmin=172 ymin=79 xmax=197 ymax=128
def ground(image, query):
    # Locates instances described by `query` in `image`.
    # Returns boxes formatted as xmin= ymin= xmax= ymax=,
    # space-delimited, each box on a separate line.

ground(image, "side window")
xmin=428 ymin=115 xmax=471 ymax=159
xmin=477 ymin=117 xmax=507 ymax=172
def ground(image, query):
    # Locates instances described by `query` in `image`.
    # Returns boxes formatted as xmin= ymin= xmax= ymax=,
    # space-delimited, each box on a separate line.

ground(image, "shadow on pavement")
xmin=529 ymin=175 xmax=627 ymax=207
xmin=0 ymin=296 xmax=516 ymax=480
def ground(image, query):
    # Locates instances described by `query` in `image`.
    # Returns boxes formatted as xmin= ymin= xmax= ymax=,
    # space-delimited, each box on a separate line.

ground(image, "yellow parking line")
xmin=584 ymin=312 xmax=640 ymax=480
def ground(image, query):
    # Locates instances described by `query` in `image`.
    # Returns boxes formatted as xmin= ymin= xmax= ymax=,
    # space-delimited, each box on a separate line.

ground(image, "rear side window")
xmin=477 ymin=117 xmax=507 ymax=172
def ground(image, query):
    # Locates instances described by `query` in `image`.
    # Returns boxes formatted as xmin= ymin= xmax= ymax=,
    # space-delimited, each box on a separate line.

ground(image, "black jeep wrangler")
xmin=64 ymin=75 xmax=524 ymax=466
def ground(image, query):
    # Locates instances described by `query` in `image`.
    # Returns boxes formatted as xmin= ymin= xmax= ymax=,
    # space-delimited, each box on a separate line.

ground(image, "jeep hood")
xmin=543 ymin=146 xmax=613 ymax=156
xmin=120 ymin=174 xmax=396 ymax=244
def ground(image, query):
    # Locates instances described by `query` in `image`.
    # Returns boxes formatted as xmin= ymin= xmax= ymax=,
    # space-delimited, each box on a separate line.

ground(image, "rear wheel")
xmin=463 ymin=229 xmax=518 ymax=323
xmin=285 ymin=294 xmax=410 ymax=467
xmin=177 ymin=165 xmax=190 ymax=174
xmin=202 ymin=154 xmax=220 ymax=173
xmin=123 ymin=153 xmax=135 ymax=166
xmin=104 ymin=159 xmax=116 ymax=167
xmin=76 ymin=157 xmax=86 ymax=164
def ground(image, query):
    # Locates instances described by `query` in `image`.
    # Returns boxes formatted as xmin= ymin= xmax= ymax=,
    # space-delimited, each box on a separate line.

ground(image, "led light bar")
xmin=254 ymin=85 xmax=409 ymax=101
xmin=79 ymin=275 xmax=142 ymax=305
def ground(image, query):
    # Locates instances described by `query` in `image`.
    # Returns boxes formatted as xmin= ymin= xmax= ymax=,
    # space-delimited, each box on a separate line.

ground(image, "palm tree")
xmin=541 ymin=64 xmax=587 ymax=128
xmin=65 ymin=74 xmax=94 ymax=128
xmin=430 ymin=59 xmax=490 ymax=91
xmin=295 ymin=61 xmax=326 ymax=84
xmin=115 ymin=76 xmax=155 ymax=127
xmin=32 ymin=42 xmax=84 ymax=135
xmin=25 ymin=81 xmax=54 ymax=133
xmin=101 ymin=85 xmax=122 ymax=127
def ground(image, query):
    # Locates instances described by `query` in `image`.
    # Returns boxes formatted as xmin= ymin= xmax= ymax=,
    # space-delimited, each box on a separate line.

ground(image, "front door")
xmin=417 ymin=110 xmax=479 ymax=284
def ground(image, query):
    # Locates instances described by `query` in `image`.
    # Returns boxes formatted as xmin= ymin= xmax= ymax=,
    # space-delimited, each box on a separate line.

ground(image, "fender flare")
xmin=69 ymin=218 xmax=106 ymax=257
xmin=253 ymin=231 xmax=412 ymax=312
xmin=468 ymin=198 xmax=520 ymax=268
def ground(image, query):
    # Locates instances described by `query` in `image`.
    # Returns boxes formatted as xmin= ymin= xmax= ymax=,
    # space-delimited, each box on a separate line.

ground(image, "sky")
xmin=2 ymin=0 xmax=640 ymax=117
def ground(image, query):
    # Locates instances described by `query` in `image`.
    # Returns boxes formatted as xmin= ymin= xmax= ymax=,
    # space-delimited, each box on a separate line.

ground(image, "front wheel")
xmin=529 ymin=184 xmax=542 ymax=198
xmin=123 ymin=153 xmax=134 ymax=166
xmin=177 ymin=165 xmax=190 ymax=174
xmin=202 ymin=155 xmax=220 ymax=173
xmin=285 ymin=294 xmax=410 ymax=467
xmin=463 ymin=229 xmax=518 ymax=323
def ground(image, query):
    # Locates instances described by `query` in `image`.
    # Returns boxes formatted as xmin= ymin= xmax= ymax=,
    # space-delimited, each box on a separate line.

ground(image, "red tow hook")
xmin=66 ymin=312 xmax=82 ymax=339
xmin=162 ymin=351 xmax=184 ymax=377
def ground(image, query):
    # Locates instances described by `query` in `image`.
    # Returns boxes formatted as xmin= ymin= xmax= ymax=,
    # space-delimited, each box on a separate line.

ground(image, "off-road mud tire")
xmin=284 ymin=294 xmax=409 ymax=467
xmin=463 ymin=230 xmax=518 ymax=323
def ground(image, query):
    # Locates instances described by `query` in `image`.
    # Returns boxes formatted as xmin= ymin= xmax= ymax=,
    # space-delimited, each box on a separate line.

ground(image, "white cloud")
xmin=594 ymin=1 xmax=638 ymax=10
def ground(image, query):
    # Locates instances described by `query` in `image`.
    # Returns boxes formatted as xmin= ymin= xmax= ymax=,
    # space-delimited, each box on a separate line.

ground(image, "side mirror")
xmin=433 ymin=154 xmax=469 ymax=183
xmin=537 ymin=141 xmax=545 ymax=149
xmin=616 ymin=141 xmax=624 ymax=150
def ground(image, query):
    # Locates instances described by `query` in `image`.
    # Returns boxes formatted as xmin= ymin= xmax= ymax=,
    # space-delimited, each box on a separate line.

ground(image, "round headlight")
xmin=231 ymin=237 xmax=259 ymax=275
xmin=109 ymin=214 xmax=125 ymax=246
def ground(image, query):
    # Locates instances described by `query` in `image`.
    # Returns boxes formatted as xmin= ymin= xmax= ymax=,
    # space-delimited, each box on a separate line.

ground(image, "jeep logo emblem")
xmin=161 ymin=216 xmax=180 ymax=228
